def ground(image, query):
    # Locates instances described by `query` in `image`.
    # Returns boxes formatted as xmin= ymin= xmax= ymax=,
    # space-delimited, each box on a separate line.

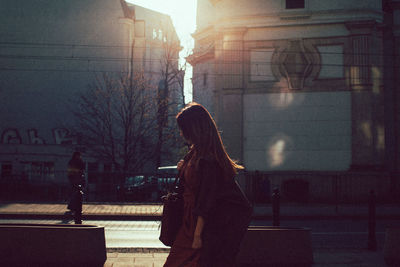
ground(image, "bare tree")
xmin=72 ymin=72 xmax=157 ymax=173
xmin=154 ymin=24 xmax=186 ymax=167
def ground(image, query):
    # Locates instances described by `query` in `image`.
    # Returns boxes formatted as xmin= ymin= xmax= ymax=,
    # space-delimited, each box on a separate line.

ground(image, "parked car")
xmin=117 ymin=175 xmax=154 ymax=202
xmin=116 ymin=166 xmax=177 ymax=202
xmin=156 ymin=166 xmax=178 ymax=197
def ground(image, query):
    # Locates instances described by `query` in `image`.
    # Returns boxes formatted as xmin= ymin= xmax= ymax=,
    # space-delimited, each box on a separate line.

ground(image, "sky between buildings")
xmin=126 ymin=0 xmax=198 ymax=103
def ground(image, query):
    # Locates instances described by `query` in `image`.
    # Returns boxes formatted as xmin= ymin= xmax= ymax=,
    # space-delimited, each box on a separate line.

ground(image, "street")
xmin=1 ymin=218 xmax=397 ymax=250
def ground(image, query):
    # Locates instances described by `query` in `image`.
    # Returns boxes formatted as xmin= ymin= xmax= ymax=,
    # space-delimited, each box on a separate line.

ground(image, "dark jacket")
xmin=67 ymin=157 xmax=85 ymax=186
xmin=193 ymin=158 xmax=251 ymax=220
xmin=192 ymin=158 xmax=252 ymax=267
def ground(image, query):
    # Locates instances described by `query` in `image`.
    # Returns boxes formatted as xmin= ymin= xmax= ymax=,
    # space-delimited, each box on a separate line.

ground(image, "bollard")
xmin=272 ymin=188 xmax=280 ymax=226
xmin=368 ymin=190 xmax=377 ymax=251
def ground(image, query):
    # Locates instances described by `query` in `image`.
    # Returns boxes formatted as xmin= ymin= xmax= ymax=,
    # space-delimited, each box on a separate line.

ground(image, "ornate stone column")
xmin=394 ymin=1 xmax=400 ymax=174
xmin=346 ymin=21 xmax=384 ymax=169
xmin=216 ymin=27 xmax=247 ymax=162
xmin=385 ymin=0 xmax=400 ymax=192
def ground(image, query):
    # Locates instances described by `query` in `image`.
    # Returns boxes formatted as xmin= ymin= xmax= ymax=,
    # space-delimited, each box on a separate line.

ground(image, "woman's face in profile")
xmin=180 ymin=130 xmax=192 ymax=144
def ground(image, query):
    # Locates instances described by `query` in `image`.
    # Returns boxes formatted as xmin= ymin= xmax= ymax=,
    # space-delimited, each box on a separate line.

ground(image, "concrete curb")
xmin=1 ymin=202 xmax=400 ymax=221
xmin=106 ymin=247 xmax=170 ymax=253
xmin=1 ymin=212 xmax=400 ymax=221
xmin=0 ymin=213 xmax=161 ymax=221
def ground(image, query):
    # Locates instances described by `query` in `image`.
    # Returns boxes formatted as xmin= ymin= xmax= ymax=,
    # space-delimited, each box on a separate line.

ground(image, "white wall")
xmin=243 ymin=91 xmax=351 ymax=171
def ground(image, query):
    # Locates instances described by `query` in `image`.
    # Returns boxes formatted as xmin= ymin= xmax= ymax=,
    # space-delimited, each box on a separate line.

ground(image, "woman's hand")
xmin=192 ymin=216 xmax=204 ymax=249
xmin=177 ymin=160 xmax=184 ymax=172
xmin=161 ymin=192 xmax=178 ymax=201
xmin=192 ymin=235 xmax=202 ymax=249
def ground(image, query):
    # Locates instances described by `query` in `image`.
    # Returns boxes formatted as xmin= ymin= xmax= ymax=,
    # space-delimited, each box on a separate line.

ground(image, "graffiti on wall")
xmin=1 ymin=129 xmax=22 ymax=144
xmin=1 ymin=128 xmax=77 ymax=145
xmin=27 ymin=129 xmax=45 ymax=144
xmin=52 ymin=128 xmax=77 ymax=145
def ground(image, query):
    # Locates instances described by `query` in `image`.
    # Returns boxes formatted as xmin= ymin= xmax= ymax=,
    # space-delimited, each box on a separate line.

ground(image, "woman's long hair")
xmin=176 ymin=102 xmax=243 ymax=179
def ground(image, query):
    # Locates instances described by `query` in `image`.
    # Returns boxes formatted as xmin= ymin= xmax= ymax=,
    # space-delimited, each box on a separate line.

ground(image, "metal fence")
xmin=1 ymin=170 xmax=398 ymax=204
xmin=241 ymin=170 xmax=399 ymax=205
xmin=0 ymin=170 xmax=178 ymax=203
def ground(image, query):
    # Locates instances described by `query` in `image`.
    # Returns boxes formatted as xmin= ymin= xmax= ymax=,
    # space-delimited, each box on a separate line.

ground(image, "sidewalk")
xmin=0 ymin=202 xmax=394 ymax=266
xmin=0 ymin=201 xmax=400 ymax=220
xmin=103 ymin=249 xmax=387 ymax=267
xmin=0 ymin=202 xmax=163 ymax=220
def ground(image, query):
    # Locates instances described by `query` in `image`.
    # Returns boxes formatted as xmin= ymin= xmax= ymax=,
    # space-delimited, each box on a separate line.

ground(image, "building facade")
xmin=0 ymin=0 xmax=181 ymax=186
xmin=189 ymin=0 xmax=400 ymax=202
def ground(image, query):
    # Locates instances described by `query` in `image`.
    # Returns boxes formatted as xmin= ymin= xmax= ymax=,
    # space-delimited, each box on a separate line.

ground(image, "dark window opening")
xmin=87 ymin=162 xmax=98 ymax=184
xmin=203 ymin=73 xmax=208 ymax=86
xmin=1 ymin=162 xmax=12 ymax=178
xmin=102 ymin=163 xmax=113 ymax=183
xmin=286 ymin=0 xmax=305 ymax=9
xmin=20 ymin=161 xmax=54 ymax=181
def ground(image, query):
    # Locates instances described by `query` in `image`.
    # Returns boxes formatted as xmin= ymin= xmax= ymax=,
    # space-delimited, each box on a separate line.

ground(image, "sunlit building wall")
xmin=0 ymin=0 xmax=181 ymax=183
xmin=190 ymin=0 xmax=400 ymax=201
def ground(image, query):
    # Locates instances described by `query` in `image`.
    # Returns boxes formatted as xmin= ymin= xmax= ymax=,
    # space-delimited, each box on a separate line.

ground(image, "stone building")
xmin=189 ymin=0 xmax=400 ymax=202
xmin=0 ymin=0 xmax=181 ymax=186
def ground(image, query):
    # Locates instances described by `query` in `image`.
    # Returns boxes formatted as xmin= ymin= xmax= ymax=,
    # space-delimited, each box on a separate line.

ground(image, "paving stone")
xmin=153 ymin=261 xmax=166 ymax=267
xmin=135 ymin=257 xmax=158 ymax=263
xmin=117 ymin=252 xmax=138 ymax=258
xmin=153 ymin=253 xmax=169 ymax=258
xmin=133 ymin=253 xmax=155 ymax=258
xmin=153 ymin=258 xmax=167 ymax=267
xmin=112 ymin=263 xmax=135 ymax=267
xmin=112 ymin=257 xmax=134 ymax=264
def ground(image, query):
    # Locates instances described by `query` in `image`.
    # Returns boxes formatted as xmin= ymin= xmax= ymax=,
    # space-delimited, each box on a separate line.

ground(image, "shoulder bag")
xmin=159 ymin=177 xmax=184 ymax=247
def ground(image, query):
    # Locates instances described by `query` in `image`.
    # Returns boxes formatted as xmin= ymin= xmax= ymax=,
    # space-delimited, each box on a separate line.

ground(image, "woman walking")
xmin=164 ymin=102 xmax=252 ymax=267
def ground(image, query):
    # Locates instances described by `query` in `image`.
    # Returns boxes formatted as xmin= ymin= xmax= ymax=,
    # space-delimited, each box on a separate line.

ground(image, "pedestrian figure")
xmin=66 ymin=151 xmax=85 ymax=224
xmin=164 ymin=102 xmax=253 ymax=267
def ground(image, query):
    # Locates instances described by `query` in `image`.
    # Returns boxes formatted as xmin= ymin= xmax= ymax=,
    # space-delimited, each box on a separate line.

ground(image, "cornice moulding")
xmin=192 ymin=26 xmax=216 ymax=39
xmin=210 ymin=8 xmax=383 ymax=28
xmin=345 ymin=20 xmax=378 ymax=32
xmin=187 ymin=49 xmax=215 ymax=65
xmin=218 ymin=26 xmax=248 ymax=34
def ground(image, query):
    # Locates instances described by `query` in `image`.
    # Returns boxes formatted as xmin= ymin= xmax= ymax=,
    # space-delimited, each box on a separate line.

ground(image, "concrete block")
xmin=237 ymin=226 xmax=313 ymax=266
xmin=0 ymin=223 xmax=106 ymax=266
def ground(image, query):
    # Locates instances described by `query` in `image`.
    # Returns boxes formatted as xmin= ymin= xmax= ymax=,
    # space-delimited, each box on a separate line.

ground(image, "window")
xmin=158 ymin=29 xmax=163 ymax=40
xmin=21 ymin=161 xmax=54 ymax=182
xmin=87 ymin=162 xmax=98 ymax=184
xmin=103 ymin=163 xmax=112 ymax=173
xmin=102 ymin=163 xmax=113 ymax=183
xmin=250 ymin=48 xmax=275 ymax=82
xmin=203 ymin=73 xmax=208 ymax=86
xmin=135 ymin=20 xmax=145 ymax=38
xmin=317 ymin=45 xmax=344 ymax=79
xmin=1 ymin=162 xmax=12 ymax=179
xmin=286 ymin=0 xmax=305 ymax=9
